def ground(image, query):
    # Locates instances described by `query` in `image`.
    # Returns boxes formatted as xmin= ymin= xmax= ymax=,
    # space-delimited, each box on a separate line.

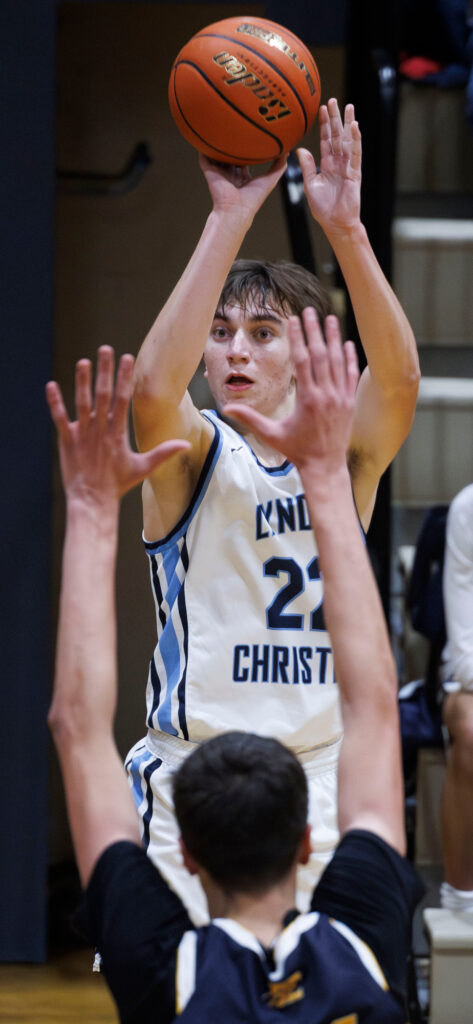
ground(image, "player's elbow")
xmin=404 ymin=362 xmax=421 ymax=396
xmin=387 ymin=363 xmax=421 ymax=404
xmin=48 ymin=699 xmax=72 ymax=749
xmin=48 ymin=694 xmax=88 ymax=752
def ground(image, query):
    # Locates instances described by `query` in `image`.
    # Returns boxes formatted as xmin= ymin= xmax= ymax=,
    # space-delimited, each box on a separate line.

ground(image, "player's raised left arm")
xmin=46 ymin=348 xmax=189 ymax=887
xmin=298 ymin=98 xmax=420 ymax=528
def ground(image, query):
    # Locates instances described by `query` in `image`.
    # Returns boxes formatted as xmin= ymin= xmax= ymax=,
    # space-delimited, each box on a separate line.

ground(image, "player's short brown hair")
xmin=216 ymin=259 xmax=333 ymax=321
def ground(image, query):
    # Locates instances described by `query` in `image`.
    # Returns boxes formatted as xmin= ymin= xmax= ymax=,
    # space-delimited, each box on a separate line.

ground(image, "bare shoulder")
xmin=142 ymin=410 xmax=215 ymax=542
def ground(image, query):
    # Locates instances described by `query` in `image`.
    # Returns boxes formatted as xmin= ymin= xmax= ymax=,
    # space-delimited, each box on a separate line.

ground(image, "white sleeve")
xmin=443 ymin=484 xmax=473 ymax=691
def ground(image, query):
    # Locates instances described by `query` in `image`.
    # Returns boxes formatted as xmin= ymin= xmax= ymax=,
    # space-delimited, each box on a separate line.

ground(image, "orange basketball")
xmin=168 ymin=16 xmax=321 ymax=165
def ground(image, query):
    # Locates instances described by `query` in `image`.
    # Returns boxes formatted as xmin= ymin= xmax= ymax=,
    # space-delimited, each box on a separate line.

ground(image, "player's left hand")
xmin=46 ymin=347 xmax=190 ymax=507
xmin=224 ymin=310 xmax=359 ymax=474
xmin=297 ymin=99 xmax=361 ymax=234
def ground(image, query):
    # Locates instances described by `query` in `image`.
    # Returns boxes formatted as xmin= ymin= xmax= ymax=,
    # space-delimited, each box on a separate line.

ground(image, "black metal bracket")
xmin=57 ymin=141 xmax=152 ymax=196
xmin=279 ymin=151 xmax=316 ymax=274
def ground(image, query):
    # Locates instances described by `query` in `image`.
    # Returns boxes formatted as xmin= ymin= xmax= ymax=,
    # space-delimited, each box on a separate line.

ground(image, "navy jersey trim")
xmin=151 ymin=553 xmax=167 ymax=630
xmin=205 ymin=408 xmax=294 ymax=477
xmin=143 ymin=418 xmax=222 ymax=552
xmin=141 ymin=757 xmax=163 ymax=851
xmin=176 ymin=540 xmax=190 ymax=740
xmin=146 ymin=655 xmax=162 ymax=729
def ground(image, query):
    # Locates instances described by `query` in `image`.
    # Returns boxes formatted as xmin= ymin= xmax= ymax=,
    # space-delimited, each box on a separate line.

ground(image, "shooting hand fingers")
xmin=318 ymin=105 xmax=332 ymax=162
xmin=350 ymin=120 xmax=362 ymax=175
xmin=342 ymin=103 xmax=355 ymax=157
xmin=327 ymin=97 xmax=343 ymax=156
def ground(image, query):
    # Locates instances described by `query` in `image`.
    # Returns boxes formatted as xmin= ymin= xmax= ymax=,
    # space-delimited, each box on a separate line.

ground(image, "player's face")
xmin=204 ymin=302 xmax=296 ymax=421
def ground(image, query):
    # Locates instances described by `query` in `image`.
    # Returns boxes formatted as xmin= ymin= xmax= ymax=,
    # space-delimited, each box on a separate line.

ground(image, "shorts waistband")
xmin=146 ymin=729 xmax=199 ymax=768
xmin=294 ymin=737 xmax=342 ymax=775
xmin=145 ymin=729 xmax=342 ymax=774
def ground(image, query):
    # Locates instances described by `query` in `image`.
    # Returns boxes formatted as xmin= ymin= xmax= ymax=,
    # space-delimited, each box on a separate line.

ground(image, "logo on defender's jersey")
xmin=266 ymin=971 xmax=304 ymax=1008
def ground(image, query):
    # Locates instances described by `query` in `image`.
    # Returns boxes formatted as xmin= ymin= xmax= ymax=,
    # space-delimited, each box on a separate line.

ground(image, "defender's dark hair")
xmin=216 ymin=259 xmax=333 ymax=322
xmin=173 ymin=731 xmax=308 ymax=896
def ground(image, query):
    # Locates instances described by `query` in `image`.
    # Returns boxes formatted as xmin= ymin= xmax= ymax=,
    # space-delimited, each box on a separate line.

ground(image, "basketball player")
xmin=47 ymin=320 xmax=423 ymax=1023
xmin=127 ymin=99 xmax=420 ymax=920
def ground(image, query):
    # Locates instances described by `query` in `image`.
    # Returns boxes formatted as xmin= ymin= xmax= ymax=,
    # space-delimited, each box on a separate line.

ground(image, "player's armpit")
xmin=348 ymin=448 xmax=378 ymax=533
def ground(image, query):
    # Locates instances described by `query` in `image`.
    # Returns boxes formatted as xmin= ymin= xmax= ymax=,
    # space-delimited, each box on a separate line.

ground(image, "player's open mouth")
xmin=225 ymin=374 xmax=253 ymax=391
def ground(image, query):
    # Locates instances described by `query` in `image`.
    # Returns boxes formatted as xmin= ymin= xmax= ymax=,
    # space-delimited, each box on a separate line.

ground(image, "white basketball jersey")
xmin=143 ymin=410 xmax=342 ymax=752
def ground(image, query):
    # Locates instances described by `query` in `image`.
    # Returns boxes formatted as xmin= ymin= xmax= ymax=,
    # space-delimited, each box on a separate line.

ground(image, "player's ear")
xmin=179 ymin=836 xmax=199 ymax=875
xmin=298 ymin=824 xmax=312 ymax=866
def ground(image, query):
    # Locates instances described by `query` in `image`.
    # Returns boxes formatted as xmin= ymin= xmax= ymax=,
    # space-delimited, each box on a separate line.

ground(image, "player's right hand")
xmin=199 ymin=152 xmax=288 ymax=220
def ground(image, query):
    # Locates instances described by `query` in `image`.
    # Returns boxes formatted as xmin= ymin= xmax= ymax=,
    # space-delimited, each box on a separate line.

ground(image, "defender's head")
xmin=173 ymin=731 xmax=309 ymax=897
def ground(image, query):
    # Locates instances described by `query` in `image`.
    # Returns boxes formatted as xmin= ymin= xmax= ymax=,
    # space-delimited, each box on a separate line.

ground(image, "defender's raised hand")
xmin=46 ymin=347 xmax=189 ymax=506
xmin=297 ymin=99 xmax=362 ymax=233
xmin=224 ymin=310 xmax=359 ymax=474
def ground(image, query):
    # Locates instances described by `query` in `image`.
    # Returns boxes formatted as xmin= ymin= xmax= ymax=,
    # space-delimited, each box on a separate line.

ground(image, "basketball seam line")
xmin=191 ymin=31 xmax=311 ymax=133
xmin=171 ymin=62 xmax=284 ymax=160
xmin=196 ymin=24 xmax=320 ymax=96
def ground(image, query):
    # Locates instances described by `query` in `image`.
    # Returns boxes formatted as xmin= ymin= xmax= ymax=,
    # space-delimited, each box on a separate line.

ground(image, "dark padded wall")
xmin=0 ymin=0 xmax=55 ymax=961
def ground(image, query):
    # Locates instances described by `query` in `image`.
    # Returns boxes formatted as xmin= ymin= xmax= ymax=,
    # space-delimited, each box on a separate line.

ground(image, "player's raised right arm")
xmin=133 ymin=154 xmax=287 ymax=451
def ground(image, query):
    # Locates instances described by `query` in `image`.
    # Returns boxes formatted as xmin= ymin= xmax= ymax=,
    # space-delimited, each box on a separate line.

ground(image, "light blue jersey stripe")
xmin=128 ymin=746 xmax=152 ymax=810
xmin=157 ymin=616 xmax=180 ymax=736
xmin=155 ymin=540 xmax=186 ymax=735
xmin=163 ymin=541 xmax=182 ymax=610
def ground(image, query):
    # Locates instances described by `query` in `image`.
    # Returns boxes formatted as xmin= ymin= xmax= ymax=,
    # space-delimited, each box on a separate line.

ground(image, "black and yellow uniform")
xmin=83 ymin=830 xmax=423 ymax=1023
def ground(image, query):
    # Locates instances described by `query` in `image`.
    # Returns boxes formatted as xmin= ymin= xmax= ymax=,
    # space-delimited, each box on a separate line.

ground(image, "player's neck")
xmin=204 ymin=871 xmax=298 ymax=947
xmin=245 ymin=431 xmax=287 ymax=468
xmin=221 ymin=384 xmax=296 ymax=468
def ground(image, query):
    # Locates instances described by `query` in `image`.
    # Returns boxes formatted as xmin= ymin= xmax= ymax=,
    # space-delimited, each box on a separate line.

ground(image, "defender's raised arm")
xmin=226 ymin=310 xmax=405 ymax=853
xmin=47 ymin=349 xmax=189 ymax=886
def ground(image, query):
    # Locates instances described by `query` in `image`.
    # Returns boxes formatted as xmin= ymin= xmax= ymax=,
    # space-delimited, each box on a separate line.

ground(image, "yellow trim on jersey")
xmin=175 ymin=930 xmax=198 ymax=1015
xmin=329 ymin=918 xmax=389 ymax=991
xmin=266 ymin=970 xmax=305 ymax=1009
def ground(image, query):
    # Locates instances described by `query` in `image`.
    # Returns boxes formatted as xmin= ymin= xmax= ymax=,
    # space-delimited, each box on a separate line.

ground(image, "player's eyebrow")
xmin=212 ymin=312 xmax=283 ymax=324
xmin=247 ymin=313 xmax=283 ymax=324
